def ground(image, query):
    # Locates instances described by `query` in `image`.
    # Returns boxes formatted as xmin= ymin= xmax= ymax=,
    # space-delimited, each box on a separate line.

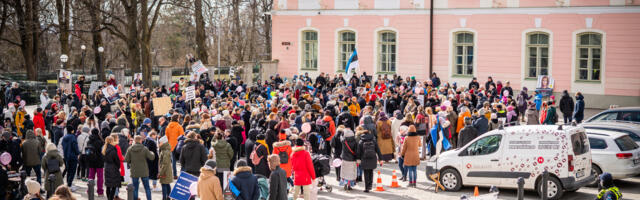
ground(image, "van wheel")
xmin=588 ymin=165 xmax=602 ymax=187
xmin=440 ymin=168 xmax=462 ymax=191
xmin=537 ymin=176 xmax=564 ymax=200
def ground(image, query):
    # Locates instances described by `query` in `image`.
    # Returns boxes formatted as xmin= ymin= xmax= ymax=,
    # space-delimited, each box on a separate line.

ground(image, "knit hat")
xmin=257 ymin=134 xmax=266 ymax=140
xmin=204 ymin=159 xmax=217 ymax=170
xmin=26 ymin=179 xmax=40 ymax=194
xmin=143 ymin=118 xmax=151 ymax=125
xmin=479 ymin=108 xmax=487 ymax=116
xmin=235 ymin=159 xmax=248 ymax=168
xmin=82 ymin=126 xmax=91 ymax=134
xmin=600 ymin=172 xmax=614 ymax=188
xmin=46 ymin=143 xmax=57 ymax=152
xmin=295 ymin=138 xmax=304 ymax=146
xmin=159 ymin=136 xmax=168 ymax=144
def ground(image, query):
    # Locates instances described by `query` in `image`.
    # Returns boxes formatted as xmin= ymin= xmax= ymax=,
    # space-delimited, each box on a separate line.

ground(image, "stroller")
xmin=312 ymin=154 xmax=333 ymax=192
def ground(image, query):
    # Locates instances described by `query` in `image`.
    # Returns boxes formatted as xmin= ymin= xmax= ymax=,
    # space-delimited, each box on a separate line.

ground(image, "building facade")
xmin=270 ymin=0 xmax=640 ymax=108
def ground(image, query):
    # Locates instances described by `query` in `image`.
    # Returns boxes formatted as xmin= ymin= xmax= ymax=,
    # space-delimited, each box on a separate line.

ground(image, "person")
xmin=157 ymin=136 xmax=173 ymax=200
xmin=50 ymin=185 xmax=76 ymax=200
xmin=253 ymin=134 xmax=271 ymax=177
xmin=525 ymin=102 xmax=539 ymax=125
xmin=340 ymin=128 xmax=358 ymax=190
xmin=472 ymin=109 xmax=489 ymax=135
xmin=559 ymin=90 xmax=575 ymax=124
xmin=213 ymin=132 xmax=234 ymax=181
xmin=595 ymin=172 xmax=622 ymax=200
xmin=230 ymin=159 xmax=260 ymax=200
xmin=76 ymin=126 xmax=91 ymax=182
xmin=431 ymin=73 xmax=441 ymax=88
xmin=290 ymin=138 xmax=316 ymax=200
xmin=24 ymin=179 xmax=45 ymax=200
xmin=179 ymin=132 xmax=207 ymax=176
xmin=543 ymin=100 xmax=557 ymax=125
xmin=103 ymin=136 xmax=121 ymax=200
xmin=271 ymin=131 xmax=292 ymax=184
xmin=165 ymin=114 xmax=184 ymax=179
xmin=401 ymin=125 xmax=421 ymax=187
xmin=22 ymin=130 xmax=43 ymax=184
xmin=357 ymin=130 xmax=383 ymax=192
xmin=40 ymin=89 xmax=50 ymax=110
xmin=41 ymin=143 xmax=64 ymax=197
xmin=375 ymin=112 xmax=395 ymax=162
xmin=573 ymin=92 xmax=585 ymax=123
xmin=60 ymin=124 xmax=80 ymax=191
xmin=32 ymin=108 xmax=45 ymax=137
xmin=86 ymin=128 xmax=104 ymax=196
xmin=125 ymin=135 xmax=155 ymax=200
xmin=267 ymin=155 xmax=287 ymax=200
xmin=142 ymin=131 xmax=159 ymax=191
xmin=197 ymin=160 xmax=223 ymax=200
xmin=457 ymin=117 xmax=478 ymax=148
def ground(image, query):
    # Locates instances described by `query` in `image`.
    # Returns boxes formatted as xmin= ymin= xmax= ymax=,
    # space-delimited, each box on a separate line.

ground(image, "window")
xmin=620 ymin=111 xmax=640 ymax=122
xmin=590 ymin=112 xmax=619 ymax=122
xmin=454 ymin=32 xmax=474 ymax=75
xmin=464 ymin=135 xmax=502 ymax=156
xmin=614 ymin=135 xmax=639 ymax=151
xmin=378 ymin=31 xmax=396 ymax=73
xmin=576 ymin=32 xmax=602 ymax=81
xmin=526 ymin=32 xmax=549 ymax=78
xmin=302 ymin=31 xmax=318 ymax=70
xmin=588 ymin=137 xmax=608 ymax=149
xmin=338 ymin=31 xmax=356 ymax=71
xmin=571 ymin=131 xmax=590 ymax=155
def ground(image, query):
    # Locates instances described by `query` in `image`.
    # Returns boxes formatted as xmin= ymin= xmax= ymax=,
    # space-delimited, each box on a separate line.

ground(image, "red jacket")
xmin=290 ymin=146 xmax=315 ymax=185
xmin=272 ymin=141 xmax=293 ymax=177
xmin=33 ymin=112 xmax=46 ymax=136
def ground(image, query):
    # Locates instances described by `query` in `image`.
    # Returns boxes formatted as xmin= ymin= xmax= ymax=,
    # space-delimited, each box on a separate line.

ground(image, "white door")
xmin=459 ymin=134 xmax=504 ymax=187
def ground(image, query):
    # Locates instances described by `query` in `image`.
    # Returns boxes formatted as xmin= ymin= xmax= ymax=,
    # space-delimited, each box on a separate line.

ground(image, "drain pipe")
xmin=429 ymin=0 xmax=434 ymax=76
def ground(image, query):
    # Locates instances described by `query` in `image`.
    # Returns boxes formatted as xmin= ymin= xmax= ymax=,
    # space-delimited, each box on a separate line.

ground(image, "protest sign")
xmin=189 ymin=73 xmax=199 ymax=82
xmin=169 ymin=172 xmax=198 ymax=200
xmin=58 ymin=70 xmax=72 ymax=92
xmin=152 ymin=96 xmax=172 ymax=116
xmin=191 ymin=60 xmax=208 ymax=76
xmin=88 ymin=82 xmax=103 ymax=95
xmin=101 ymin=85 xmax=120 ymax=103
xmin=134 ymin=73 xmax=143 ymax=81
xmin=185 ymin=86 xmax=196 ymax=101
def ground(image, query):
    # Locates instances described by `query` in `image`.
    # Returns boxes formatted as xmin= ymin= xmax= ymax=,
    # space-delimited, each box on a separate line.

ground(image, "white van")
xmin=426 ymin=125 xmax=595 ymax=200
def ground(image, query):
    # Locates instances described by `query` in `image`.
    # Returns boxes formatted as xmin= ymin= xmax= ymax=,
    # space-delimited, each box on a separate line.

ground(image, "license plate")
xmin=576 ymin=170 xmax=585 ymax=178
xmin=634 ymin=158 xmax=640 ymax=165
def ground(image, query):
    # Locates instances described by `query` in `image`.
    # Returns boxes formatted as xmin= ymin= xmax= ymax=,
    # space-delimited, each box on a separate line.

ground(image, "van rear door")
xmin=570 ymin=130 xmax=592 ymax=182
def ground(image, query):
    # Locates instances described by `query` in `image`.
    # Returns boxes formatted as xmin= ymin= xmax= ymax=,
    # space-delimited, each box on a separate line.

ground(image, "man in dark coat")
xmin=357 ymin=132 xmax=383 ymax=193
xmin=559 ymin=90 xmax=575 ymax=124
xmin=336 ymin=107 xmax=354 ymax=130
xmin=472 ymin=109 xmax=489 ymax=135
xmin=267 ymin=155 xmax=287 ymax=200
xmin=61 ymin=127 xmax=81 ymax=190
xmin=457 ymin=117 xmax=478 ymax=148
xmin=230 ymin=160 xmax=260 ymax=200
xmin=573 ymin=92 xmax=585 ymax=123
xmin=179 ymin=132 xmax=207 ymax=176
xmin=21 ymin=130 xmax=43 ymax=183
xmin=143 ymin=131 xmax=159 ymax=184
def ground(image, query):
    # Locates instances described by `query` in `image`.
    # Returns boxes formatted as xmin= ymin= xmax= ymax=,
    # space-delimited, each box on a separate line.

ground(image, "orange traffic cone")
xmin=390 ymin=170 xmax=400 ymax=188
xmin=474 ymin=186 xmax=479 ymax=196
xmin=375 ymin=170 xmax=385 ymax=191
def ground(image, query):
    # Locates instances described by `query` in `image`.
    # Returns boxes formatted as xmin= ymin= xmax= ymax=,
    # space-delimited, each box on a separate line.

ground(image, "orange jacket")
xmin=165 ymin=121 xmax=184 ymax=151
xmin=323 ymin=116 xmax=336 ymax=141
xmin=456 ymin=111 xmax=471 ymax=133
xmin=272 ymin=140 xmax=293 ymax=177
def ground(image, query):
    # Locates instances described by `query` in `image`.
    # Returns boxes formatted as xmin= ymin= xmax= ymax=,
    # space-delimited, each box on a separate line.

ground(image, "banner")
xmin=152 ymin=96 xmax=172 ymax=116
xmin=191 ymin=60 xmax=208 ymax=76
xmin=185 ymin=86 xmax=196 ymax=101
xmin=536 ymin=75 xmax=554 ymax=97
xmin=169 ymin=172 xmax=198 ymax=200
xmin=101 ymin=85 xmax=120 ymax=103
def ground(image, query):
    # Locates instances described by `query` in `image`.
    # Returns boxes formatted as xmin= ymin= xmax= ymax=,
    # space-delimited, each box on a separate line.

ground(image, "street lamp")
xmin=80 ymin=45 xmax=86 ymax=74
xmin=60 ymin=54 xmax=68 ymax=69
xmin=97 ymin=46 xmax=104 ymax=81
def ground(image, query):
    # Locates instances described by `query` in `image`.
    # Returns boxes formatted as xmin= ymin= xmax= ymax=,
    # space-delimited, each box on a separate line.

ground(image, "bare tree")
xmin=139 ymin=0 xmax=164 ymax=86
xmin=55 ymin=0 xmax=71 ymax=68
xmin=0 ymin=0 xmax=41 ymax=80
xmin=194 ymin=0 xmax=208 ymax=64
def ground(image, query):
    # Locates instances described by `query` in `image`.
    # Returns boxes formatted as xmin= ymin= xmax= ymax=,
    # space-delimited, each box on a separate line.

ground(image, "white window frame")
xmin=377 ymin=30 xmax=397 ymax=74
xmin=452 ymin=31 xmax=475 ymax=76
xmin=335 ymin=28 xmax=357 ymax=72
xmin=570 ymin=29 xmax=606 ymax=95
xmin=576 ymin=32 xmax=603 ymax=81
xmin=298 ymin=27 xmax=320 ymax=74
xmin=525 ymin=31 xmax=551 ymax=79
xmin=520 ymin=28 xmax=553 ymax=90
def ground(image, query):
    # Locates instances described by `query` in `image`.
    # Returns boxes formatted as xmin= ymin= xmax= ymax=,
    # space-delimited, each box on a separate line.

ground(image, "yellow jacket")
xmin=15 ymin=111 xmax=26 ymax=137
xmin=349 ymin=103 xmax=360 ymax=117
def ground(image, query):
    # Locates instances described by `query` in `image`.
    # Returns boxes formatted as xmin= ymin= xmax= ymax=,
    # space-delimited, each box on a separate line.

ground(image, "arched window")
xmin=301 ymin=30 xmax=318 ymax=70
xmin=526 ymin=32 xmax=550 ymax=78
xmin=453 ymin=32 xmax=474 ymax=75
xmin=576 ymin=32 xmax=602 ymax=81
xmin=338 ymin=31 xmax=356 ymax=71
xmin=378 ymin=31 xmax=396 ymax=73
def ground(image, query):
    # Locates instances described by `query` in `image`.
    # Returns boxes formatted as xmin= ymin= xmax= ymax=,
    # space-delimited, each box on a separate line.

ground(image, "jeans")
xmin=172 ymin=153 xmax=177 ymax=178
xmin=398 ymin=157 xmax=407 ymax=178
xmin=132 ymin=177 xmax=152 ymax=200
xmin=24 ymin=165 xmax=42 ymax=184
xmin=106 ymin=187 xmax=117 ymax=200
xmin=293 ymin=184 xmax=310 ymax=200
xmin=161 ymin=184 xmax=171 ymax=200
xmin=363 ymin=169 xmax=374 ymax=190
xmin=406 ymin=166 xmax=417 ymax=183
xmin=563 ymin=115 xmax=572 ymax=124
xmin=65 ymin=159 xmax=78 ymax=186
xmin=88 ymin=168 xmax=104 ymax=195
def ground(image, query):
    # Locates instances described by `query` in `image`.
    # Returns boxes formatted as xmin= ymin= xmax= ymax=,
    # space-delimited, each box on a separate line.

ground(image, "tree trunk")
xmin=262 ymin=0 xmax=272 ymax=60
xmin=232 ymin=0 xmax=242 ymax=65
xmin=13 ymin=0 xmax=37 ymax=80
xmin=126 ymin=0 xmax=140 ymax=73
xmin=56 ymin=0 xmax=70 ymax=69
xmin=89 ymin=0 xmax=105 ymax=81
xmin=195 ymin=0 xmax=208 ymax=64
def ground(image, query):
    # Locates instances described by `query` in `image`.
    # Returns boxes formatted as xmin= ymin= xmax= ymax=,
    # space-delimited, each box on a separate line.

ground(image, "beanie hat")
xmin=26 ymin=179 xmax=40 ymax=194
xmin=235 ymin=159 xmax=248 ymax=168
xmin=295 ymin=138 xmax=304 ymax=146
xmin=600 ymin=172 xmax=614 ymax=188
xmin=479 ymin=108 xmax=487 ymax=116
xmin=257 ymin=134 xmax=266 ymax=140
xmin=82 ymin=126 xmax=91 ymax=134
xmin=204 ymin=159 xmax=217 ymax=170
xmin=46 ymin=143 xmax=57 ymax=152
xmin=143 ymin=118 xmax=151 ymax=125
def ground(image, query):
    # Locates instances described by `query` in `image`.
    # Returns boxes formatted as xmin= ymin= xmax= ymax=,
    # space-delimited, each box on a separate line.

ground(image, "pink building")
xmin=270 ymin=0 xmax=640 ymax=108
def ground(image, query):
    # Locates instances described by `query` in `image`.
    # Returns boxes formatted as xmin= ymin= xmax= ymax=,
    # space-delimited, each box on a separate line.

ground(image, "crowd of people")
xmin=0 ymin=70 xmax=592 ymax=200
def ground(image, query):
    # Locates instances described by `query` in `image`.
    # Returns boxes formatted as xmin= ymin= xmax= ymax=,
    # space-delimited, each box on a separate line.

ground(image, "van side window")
xmin=465 ymin=135 xmax=502 ymax=156
xmin=588 ymin=137 xmax=607 ymax=150
xmin=571 ymin=131 xmax=589 ymax=155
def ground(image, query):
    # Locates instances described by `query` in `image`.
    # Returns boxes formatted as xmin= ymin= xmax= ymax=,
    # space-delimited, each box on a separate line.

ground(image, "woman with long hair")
xmin=103 ymin=136 xmax=122 ymax=200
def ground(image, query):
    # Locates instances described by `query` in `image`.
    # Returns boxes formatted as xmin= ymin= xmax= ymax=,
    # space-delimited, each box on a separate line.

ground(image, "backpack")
xmin=362 ymin=140 xmax=377 ymax=159
xmin=552 ymin=110 xmax=559 ymax=123
xmin=315 ymin=122 xmax=331 ymax=139
xmin=277 ymin=149 xmax=289 ymax=164
xmin=47 ymin=157 xmax=60 ymax=173
xmin=379 ymin=121 xmax=392 ymax=139
xmin=250 ymin=144 xmax=264 ymax=165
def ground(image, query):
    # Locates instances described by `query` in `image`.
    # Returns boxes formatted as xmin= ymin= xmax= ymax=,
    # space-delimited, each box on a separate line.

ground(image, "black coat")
xmin=231 ymin=167 xmax=260 ymax=200
xmin=104 ymin=145 xmax=122 ymax=187
xmin=457 ymin=126 xmax=478 ymax=148
xmin=357 ymin=134 xmax=382 ymax=170
xmin=340 ymin=136 xmax=358 ymax=162
xmin=86 ymin=133 xmax=105 ymax=168
xmin=559 ymin=94 xmax=575 ymax=116
xmin=143 ymin=137 xmax=159 ymax=179
xmin=336 ymin=111 xmax=354 ymax=130
xmin=330 ymin=130 xmax=344 ymax=159
xmin=253 ymin=143 xmax=271 ymax=178
xmin=268 ymin=167 xmax=288 ymax=200
xmin=179 ymin=139 xmax=207 ymax=175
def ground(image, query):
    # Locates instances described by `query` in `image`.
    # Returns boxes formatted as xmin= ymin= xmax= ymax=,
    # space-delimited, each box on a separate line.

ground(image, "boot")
xmin=400 ymin=176 xmax=407 ymax=181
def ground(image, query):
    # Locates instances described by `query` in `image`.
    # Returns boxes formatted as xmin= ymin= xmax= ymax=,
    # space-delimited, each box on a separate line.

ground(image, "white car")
xmin=426 ymin=125 xmax=595 ymax=200
xmin=585 ymin=128 xmax=640 ymax=181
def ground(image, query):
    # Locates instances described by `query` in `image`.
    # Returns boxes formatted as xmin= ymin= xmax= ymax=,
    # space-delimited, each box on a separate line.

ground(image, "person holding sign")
xmin=196 ymin=160 xmax=223 ymax=200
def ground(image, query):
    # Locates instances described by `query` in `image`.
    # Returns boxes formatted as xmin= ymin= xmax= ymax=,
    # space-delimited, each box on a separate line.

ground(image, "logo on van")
xmin=537 ymin=157 xmax=545 ymax=164
xmin=466 ymin=163 xmax=472 ymax=169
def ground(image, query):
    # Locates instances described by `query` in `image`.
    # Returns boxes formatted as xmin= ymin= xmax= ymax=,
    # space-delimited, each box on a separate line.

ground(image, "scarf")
xmin=256 ymin=139 xmax=269 ymax=154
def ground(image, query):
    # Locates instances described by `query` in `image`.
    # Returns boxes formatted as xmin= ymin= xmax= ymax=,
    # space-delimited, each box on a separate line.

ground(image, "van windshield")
xmin=571 ymin=131 xmax=589 ymax=155
xmin=615 ymin=135 xmax=639 ymax=151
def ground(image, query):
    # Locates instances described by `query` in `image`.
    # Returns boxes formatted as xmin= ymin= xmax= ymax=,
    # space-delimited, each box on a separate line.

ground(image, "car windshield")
xmin=614 ymin=135 xmax=639 ymax=151
xmin=571 ymin=131 xmax=589 ymax=155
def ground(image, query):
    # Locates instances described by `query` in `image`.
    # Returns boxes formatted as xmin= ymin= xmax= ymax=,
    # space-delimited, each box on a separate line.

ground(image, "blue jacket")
xmin=534 ymin=93 xmax=543 ymax=111
xmin=231 ymin=166 xmax=260 ymax=200
xmin=61 ymin=133 xmax=80 ymax=161
xmin=473 ymin=116 xmax=489 ymax=135
xmin=573 ymin=95 xmax=585 ymax=121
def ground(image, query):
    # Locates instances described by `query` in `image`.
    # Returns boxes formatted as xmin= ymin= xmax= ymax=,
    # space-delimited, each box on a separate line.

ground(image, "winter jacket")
xmin=526 ymin=106 xmax=540 ymax=125
xmin=179 ymin=138 xmax=208 ymax=175
xmin=543 ymin=107 xmax=557 ymax=125
xmin=61 ymin=133 xmax=81 ymax=161
xmin=457 ymin=126 xmax=478 ymax=148
xmin=51 ymin=126 xmax=64 ymax=145
xmin=111 ymin=117 xmax=128 ymax=136
xmin=358 ymin=133 xmax=383 ymax=170
xmin=290 ymin=146 xmax=316 ymax=186
xmin=118 ymin=133 xmax=130 ymax=156
xmin=124 ymin=143 xmax=155 ymax=178
xmin=86 ymin=132 xmax=105 ymax=168
xmin=253 ymin=142 xmax=271 ymax=178
xmin=341 ymin=136 xmax=358 ymax=162
xmin=401 ymin=132 xmax=421 ymax=166
xmin=268 ymin=166 xmax=288 ymax=200
xmin=158 ymin=142 xmax=173 ymax=184
xmin=197 ymin=168 xmax=223 ymax=200
xmin=143 ymin=137 xmax=159 ymax=179
xmin=41 ymin=149 xmax=64 ymax=193
xmin=472 ymin=115 xmax=489 ymax=135
xmin=362 ymin=116 xmax=377 ymax=138
xmin=337 ymin=111 xmax=354 ymax=130
xmin=376 ymin=120 xmax=395 ymax=158
xmin=104 ymin=144 xmax=122 ymax=187
xmin=165 ymin=121 xmax=185 ymax=151
xmin=21 ymin=131 xmax=43 ymax=167
xmin=77 ymin=132 xmax=90 ymax=156
xmin=573 ymin=95 xmax=585 ymax=122
xmin=33 ymin=113 xmax=46 ymax=136
xmin=559 ymin=92 xmax=575 ymax=117
xmin=271 ymin=141 xmax=292 ymax=177
xmin=456 ymin=111 xmax=471 ymax=133
xmin=230 ymin=166 xmax=260 ymax=200
xmin=213 ymin=139 xmax=234 ymax=170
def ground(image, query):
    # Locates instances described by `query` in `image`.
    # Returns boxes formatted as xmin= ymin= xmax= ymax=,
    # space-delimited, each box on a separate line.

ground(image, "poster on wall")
xmin=536 ymin=75 xmax=554 ymax=97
